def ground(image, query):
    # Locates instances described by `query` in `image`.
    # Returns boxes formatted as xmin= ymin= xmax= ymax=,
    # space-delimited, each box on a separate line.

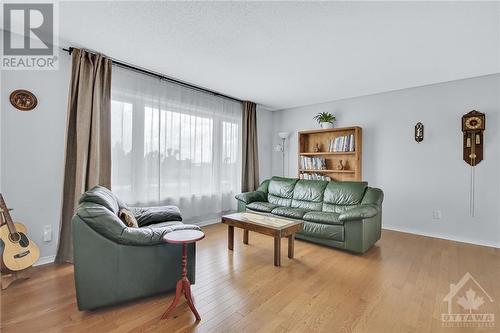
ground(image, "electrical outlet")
xmin=432 ymin=210 xmax=442 ymax=220
xmin=43 ymin=225 xmax=52 ymax=242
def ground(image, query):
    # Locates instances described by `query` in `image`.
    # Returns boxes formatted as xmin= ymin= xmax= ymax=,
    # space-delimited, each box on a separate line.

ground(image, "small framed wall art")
xmin=9 ymin=89 xmax=38 ymax=111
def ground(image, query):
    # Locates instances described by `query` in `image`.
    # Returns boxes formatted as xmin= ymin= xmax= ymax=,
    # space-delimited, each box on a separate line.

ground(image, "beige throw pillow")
xmin=119 ymin=208 xmax=138 ymax=228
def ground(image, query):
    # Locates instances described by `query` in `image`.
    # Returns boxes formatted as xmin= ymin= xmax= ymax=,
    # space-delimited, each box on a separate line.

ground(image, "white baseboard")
xmin=195 ymin=218 xmax=221 ymax=227
xmin=382 ymin=225 xmax=500 ymax=249
xmin=34 ymin=255 xmax=56 ymax=267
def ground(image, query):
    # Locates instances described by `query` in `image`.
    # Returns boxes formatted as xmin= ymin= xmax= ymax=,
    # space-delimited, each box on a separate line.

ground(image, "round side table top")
xmin=163 ymin=229 xmax=205 ymax=244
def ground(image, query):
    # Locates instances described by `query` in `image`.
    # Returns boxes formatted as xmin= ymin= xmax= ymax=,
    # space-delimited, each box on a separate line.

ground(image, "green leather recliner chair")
xmin=235 ymin=177 xmax=383 ymax=254
xmin=72 ymin=186 xmax=198 ymax=310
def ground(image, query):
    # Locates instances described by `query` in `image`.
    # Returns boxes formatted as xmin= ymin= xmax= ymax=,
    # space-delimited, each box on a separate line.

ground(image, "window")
xmin=111 ymin=66 xmax=242 ymax=222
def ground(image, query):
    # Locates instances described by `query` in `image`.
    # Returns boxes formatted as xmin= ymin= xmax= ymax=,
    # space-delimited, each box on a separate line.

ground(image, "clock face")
xmin=465 ymin=116 xmax=482 ymax=130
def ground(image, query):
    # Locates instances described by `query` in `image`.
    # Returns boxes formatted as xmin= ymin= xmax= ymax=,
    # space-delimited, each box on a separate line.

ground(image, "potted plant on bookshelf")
xmin=313 ymin=112 xmax=336 ymax=129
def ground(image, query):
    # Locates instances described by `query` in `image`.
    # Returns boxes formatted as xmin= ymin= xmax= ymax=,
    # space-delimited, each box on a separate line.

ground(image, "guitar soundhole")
xmin=19 ymin=233 xmax=30 ymax=247
xmin=8 ymin=232 xmax=21 ymax=243
xmin=8 ymin=232 xmax=30 ymax=247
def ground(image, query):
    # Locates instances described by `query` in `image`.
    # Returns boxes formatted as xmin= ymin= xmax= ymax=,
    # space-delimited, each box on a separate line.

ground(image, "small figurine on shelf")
xmin=336 ymin=160 xmax=344 ymax=170
xmin=313 ymin=143 xmax=321 ymax=152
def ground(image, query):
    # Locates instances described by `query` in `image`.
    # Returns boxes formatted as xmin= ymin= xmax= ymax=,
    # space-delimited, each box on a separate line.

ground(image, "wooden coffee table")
xmin=221 ymin=212 xmax=303 ymax=266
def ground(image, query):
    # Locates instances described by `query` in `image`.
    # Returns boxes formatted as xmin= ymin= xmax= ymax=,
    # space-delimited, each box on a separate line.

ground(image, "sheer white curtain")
xmin=111 ymin=66 xmax=242 ymax=222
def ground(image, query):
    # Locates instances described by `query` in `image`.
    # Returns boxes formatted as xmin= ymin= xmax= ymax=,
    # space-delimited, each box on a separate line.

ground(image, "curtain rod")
xmin=62 ymin=47 xmax=244 ymax=104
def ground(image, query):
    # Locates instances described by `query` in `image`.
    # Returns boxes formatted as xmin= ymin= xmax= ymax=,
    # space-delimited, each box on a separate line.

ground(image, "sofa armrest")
xmin=339 ymin=204 xmax=379 ymax=222
xmin=119 ymin=223 xmax=200 ymax=246
xmin=75 ymin=202 xmax=195 ymax=246
xmin=235 ymin=191 xmax=267 ymax=204
xmin=131 ymin=206 xmax=182 ymax=227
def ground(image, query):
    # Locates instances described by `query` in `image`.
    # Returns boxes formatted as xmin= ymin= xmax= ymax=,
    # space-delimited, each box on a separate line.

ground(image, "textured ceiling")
xmin=55 ymin=1 xmax=500 ymax=110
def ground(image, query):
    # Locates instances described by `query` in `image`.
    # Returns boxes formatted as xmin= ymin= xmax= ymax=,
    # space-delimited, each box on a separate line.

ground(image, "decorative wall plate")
xmin=9 ymin=90 xmax=38 ymax=111
xmin=414 ymin=122 xmax=424 ymax=143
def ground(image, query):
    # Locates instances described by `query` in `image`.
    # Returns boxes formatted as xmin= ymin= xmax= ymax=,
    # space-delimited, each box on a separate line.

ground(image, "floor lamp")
xmin=276 ymin=132 xmax=290 ymax=176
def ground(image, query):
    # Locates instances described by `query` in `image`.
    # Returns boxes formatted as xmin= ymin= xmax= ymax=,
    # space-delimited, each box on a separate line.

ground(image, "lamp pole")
xmin=281 ymin=137 xmax=286 ymax=176
xmin=277 ymin=132 xmax=290 ymax=177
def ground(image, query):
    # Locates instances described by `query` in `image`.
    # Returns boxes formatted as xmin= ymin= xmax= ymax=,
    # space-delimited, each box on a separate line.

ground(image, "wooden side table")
xmin=161 ymin=229 xmax=205 ymax=321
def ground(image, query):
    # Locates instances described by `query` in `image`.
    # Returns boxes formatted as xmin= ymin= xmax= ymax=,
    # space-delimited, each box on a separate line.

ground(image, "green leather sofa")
xmin=235 ymin=177 xmax=383 ymax=253
xmin=72 ymin=186 xmax=198 ymax=310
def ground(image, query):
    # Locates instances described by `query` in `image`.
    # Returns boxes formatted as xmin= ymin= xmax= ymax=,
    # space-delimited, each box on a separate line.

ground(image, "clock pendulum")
xmin=468 ymin=131 xmax=476 ymax=216
xmin=461 ymin=111 xmax=486 ymax=217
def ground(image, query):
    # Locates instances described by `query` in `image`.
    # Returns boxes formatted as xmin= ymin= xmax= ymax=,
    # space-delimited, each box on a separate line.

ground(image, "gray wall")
xmin=257 ymin=105 xmax=274 ymax=181
xmin=1 ymin=53 xmax=71 ymax=263
xmin=271 ymin=74 xmax=500 ymax=247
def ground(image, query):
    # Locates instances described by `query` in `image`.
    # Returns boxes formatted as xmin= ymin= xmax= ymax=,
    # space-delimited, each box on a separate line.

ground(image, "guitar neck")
xmin=0 ymin=193 xmax=17 ymax=234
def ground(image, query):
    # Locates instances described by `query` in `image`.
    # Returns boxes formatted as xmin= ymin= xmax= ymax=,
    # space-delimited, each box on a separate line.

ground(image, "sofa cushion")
xmin=132 ymin=206 xmax=182 ymax=227
xmin=303 ymin=211 xmax=342 ymax=225
xmin=271 ymin=207 xmax=309 ymax=219
xmin=298 ymin=221 xmax=344 ymax=242
xmin=257 ymin=179 xmax=271 ymax=193
xmin=247 ymin=201 xmax=279 ymax=213
xmin=291 ymin=179 xmax=328 ymax=211
xmin=322 ymin=181 xmax=368 ymax=213
xmin=147 ymin=221 xmax=183 ymax=228
xmin=267 ymin=177 xmax=299 ymax=207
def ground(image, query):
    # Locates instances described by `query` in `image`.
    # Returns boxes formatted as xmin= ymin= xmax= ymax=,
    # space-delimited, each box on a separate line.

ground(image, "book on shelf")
xmin=328 ymin=134 xmax=355 ymax=152
xmin=299 ymin=173 xmax=331 ymax=181
xmin=300 ymin=156 xmax=327 ymax=170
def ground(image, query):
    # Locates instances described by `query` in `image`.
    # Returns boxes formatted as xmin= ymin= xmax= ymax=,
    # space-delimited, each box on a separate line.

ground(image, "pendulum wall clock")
xmin=462 ymin=110 xmax=486 ymax=216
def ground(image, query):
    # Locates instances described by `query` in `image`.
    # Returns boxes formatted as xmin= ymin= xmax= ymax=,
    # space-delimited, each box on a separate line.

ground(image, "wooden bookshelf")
xmin=298 ymin=126 xmax=362 ymax=181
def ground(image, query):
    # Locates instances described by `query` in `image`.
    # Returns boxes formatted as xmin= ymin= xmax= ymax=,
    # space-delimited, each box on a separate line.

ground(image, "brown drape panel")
xmin=241 ymin=101 xmax=260 ymax=192
xmin=55 ymin=49 xmax=112 ymax=263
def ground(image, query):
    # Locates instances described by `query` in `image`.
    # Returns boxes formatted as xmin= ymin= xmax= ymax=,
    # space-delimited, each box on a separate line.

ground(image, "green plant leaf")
xmin=313 ymin=112 xmax=336 ymax=123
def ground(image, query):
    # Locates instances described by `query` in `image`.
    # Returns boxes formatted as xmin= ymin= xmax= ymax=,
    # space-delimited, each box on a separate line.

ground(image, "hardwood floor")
xmin=1 ymin=223 xmax=499 ymax=333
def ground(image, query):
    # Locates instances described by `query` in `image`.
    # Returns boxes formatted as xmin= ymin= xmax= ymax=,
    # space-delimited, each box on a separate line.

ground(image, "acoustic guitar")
xmin=0 ymin=194 xmax=40 ymax=272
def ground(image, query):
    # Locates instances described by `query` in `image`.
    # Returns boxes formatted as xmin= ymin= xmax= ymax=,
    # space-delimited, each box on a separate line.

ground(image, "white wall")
xmin=1 ymin=53 xmax=71 ymax=263
xmin=271 ymin=74 xmax=500 ymax=248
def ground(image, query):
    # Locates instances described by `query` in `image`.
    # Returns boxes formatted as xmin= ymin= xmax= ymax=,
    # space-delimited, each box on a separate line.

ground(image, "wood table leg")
xmin=183 ymin=279 xmax=201 ymax=321
xmin=274 ymin=237 xmax=281 ymax=267
xmin=162 ymin=242 xmax=201 ymax=321
xmin=243 ymin=229 xmax=249 ymax=244
xmin=288 ymin=234 xmax=295 ymax=259
xmin=161 ymin=280 xmax=182 ymax=320
xmin=228 ymin=225 xmax=234 ymax=251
